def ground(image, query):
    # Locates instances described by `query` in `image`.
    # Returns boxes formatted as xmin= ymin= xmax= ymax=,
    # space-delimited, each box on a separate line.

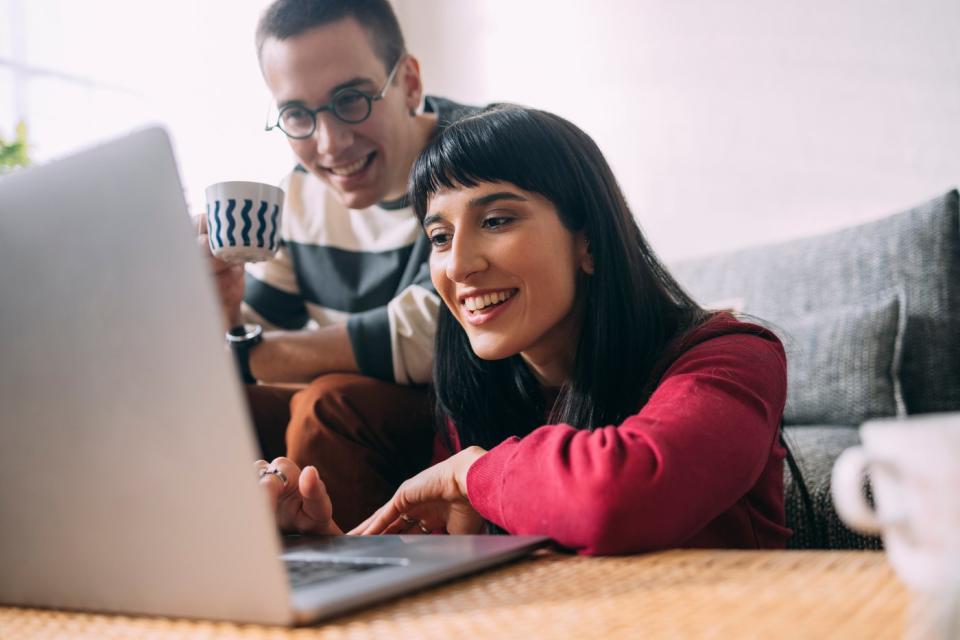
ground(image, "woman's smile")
xmin=461 ymin=288 xmax=519 ymax=325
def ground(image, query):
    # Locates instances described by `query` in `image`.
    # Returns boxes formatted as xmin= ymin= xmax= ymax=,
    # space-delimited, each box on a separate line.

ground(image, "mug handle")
xmin=831 ymin=446 xmax=883 ymax=534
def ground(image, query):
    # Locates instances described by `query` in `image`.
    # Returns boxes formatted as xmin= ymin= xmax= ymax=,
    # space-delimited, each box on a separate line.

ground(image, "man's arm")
xmin=248 ymin=323 xmax=358 ymax=384
xmin=241 ymin=249 xmax=360 ymax=383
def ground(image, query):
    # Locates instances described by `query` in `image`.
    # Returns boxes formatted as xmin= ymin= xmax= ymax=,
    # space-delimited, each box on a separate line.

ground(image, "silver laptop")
xmin=0 ymin=127 xmax=549 ymax=626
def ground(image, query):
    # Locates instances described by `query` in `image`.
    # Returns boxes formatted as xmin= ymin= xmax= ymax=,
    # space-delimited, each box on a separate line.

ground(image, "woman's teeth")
xmin=464 ymin=290 xmax=515 ymax=312
xmin=328 ymin=154 xmax=370 ymax=177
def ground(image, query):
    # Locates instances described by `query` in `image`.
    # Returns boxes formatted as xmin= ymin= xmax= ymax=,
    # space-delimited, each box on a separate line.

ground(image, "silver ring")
xmin=418 ymin=521 xmax=430 ymax=534
xmin=258 ymin=465 xmax=288 ymax=486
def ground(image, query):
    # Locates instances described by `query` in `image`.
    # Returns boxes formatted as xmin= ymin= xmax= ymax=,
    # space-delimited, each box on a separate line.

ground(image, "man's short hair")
xmin=255 ymin=0 xmax=406 ymax=72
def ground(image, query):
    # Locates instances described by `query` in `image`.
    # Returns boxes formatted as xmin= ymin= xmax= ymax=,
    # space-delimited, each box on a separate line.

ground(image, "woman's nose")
xmin=445 ymin=234 xmax=487 ymax=282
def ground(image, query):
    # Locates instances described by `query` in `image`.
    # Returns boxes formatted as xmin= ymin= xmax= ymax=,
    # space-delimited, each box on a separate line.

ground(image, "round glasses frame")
xmin=265 ymin=56 xmax=403 ymax=139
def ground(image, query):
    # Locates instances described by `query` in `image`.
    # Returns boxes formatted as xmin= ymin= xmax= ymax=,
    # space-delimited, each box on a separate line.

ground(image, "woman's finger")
xmin=358 ymin=499 xmax=407 ymax=535
xmin=263 ymin=457 xmax=304 ymax=529
xmin=256 ymin=460 xmax=288 ymax=507
xmin=293 ymin=466 xmax=342 ymax=535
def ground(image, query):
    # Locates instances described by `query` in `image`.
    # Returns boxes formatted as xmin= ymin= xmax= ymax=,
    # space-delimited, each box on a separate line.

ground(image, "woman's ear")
xmin=576 ymin=232 xmax=594 ymax=275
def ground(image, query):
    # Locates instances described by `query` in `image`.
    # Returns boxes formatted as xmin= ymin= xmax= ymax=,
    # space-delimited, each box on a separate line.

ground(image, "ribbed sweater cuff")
xmin=465 ymin=436 xmax=521 ymax=530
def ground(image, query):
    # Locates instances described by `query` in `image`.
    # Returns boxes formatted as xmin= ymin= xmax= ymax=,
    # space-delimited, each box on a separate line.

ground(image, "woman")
xmin=256 ymin=105 xmax=791 ymax=554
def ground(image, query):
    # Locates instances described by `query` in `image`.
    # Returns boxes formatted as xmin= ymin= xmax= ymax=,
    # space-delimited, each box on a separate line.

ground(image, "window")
xmin=1 ymin=0 xmax=290 ymax=211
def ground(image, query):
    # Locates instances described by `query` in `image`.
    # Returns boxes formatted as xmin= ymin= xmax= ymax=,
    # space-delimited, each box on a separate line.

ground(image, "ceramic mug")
xmin=832 ymin=413 xmax=960 ymax=593
xmin=205 ymin=181 xmax=284 ymax=263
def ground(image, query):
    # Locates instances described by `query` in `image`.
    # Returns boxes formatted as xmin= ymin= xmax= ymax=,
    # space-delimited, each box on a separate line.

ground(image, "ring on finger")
xmin=417 ymin=520 xmax=430 ymax=534
xmin=258 ymin=464 xmax=288 ymax=486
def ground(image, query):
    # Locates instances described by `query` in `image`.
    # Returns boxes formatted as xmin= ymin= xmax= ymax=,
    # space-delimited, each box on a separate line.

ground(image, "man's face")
xmin=260 ymin=19 xmax=420 ymax=209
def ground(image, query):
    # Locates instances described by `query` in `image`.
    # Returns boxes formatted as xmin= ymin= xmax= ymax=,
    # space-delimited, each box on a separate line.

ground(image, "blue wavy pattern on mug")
xmin=269 ymin=204 xmax=280 ymax=250
xmin=211 ymin=200 xmax=224 ymax=249
xmin=256 ymin=201 xmax=269 ymax=247
xmin=209 ymin=199 xmax=279 ymax=251
xmin=224 ymin=199 xmax=237 ymax=246
xmin=239 ymin=199 xmax=254 ymax=244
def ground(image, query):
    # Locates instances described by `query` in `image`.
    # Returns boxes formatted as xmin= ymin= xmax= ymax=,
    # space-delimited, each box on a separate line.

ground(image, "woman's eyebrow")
xmin=468 ymin=192 xmax=527 ymax=208
xmin=422 ymin=192 xmax=528 ymax=228
xmin=422 ymin=213 xmax=446 ymax=227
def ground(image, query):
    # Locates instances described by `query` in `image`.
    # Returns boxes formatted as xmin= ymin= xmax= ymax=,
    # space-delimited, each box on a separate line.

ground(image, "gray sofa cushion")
xmin=671 ymin=190 xmax=960 ymax=416
xmin=778 ymin=291 xmax=906 ymax=425
xmin=783 ymin=425 xmax=882 ymax=550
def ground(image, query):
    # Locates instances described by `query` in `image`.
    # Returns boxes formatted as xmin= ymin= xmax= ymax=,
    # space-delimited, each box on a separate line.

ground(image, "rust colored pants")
xmin=245 ymin=374 xmax=435 ymax=531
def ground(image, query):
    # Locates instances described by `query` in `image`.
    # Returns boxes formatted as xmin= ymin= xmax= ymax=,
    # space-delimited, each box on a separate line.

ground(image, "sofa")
xmin=670 ymin=189 xmax=960 ymax=549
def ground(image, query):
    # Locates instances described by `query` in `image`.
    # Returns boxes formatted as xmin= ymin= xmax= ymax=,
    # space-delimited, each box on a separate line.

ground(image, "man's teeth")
xmin=464 ymin=290 xmax=514 ymax=312
xmin=328 ymin=155 xmax=369 ymax=176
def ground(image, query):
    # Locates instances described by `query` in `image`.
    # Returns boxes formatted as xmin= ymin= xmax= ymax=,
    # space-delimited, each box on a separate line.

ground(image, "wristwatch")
xmin=226 ymin=324 xmax=263 ymax=384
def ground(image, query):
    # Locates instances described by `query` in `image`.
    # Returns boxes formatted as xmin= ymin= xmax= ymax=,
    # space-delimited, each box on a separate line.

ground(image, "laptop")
xmin=0 ymin=127 xmax=549 ymax=626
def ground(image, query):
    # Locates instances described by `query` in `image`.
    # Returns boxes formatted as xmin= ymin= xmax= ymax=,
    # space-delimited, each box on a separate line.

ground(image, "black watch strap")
xmin=226 ymin=324 xmax=263 ymax=385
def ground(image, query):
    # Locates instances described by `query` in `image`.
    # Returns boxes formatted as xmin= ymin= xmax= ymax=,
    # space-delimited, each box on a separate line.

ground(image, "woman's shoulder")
xmin=677 ymin=311 xmax=782 ymax=350
xmin=652 ymin=312 xmax=786 ymax=382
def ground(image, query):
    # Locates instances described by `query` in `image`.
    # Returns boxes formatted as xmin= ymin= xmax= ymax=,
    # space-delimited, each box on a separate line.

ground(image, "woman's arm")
xmin=465 ymin=332 xmax=787 ymax=555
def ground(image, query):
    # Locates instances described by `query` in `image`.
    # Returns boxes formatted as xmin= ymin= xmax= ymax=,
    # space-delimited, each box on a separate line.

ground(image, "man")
xmin=202 ymin=0 xmax=477 ymax=530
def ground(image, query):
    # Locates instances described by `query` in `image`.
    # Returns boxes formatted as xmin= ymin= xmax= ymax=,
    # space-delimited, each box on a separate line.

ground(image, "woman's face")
xmin=424 ymin=181 xmax=593 ymax=384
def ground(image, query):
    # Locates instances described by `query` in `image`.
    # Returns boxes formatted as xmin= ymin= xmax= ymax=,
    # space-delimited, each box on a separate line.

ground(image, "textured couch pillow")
xmin=778 ymin=291 xmax=906 ymax=425
xmin=670 ymin=190 xmax=959 ymax=415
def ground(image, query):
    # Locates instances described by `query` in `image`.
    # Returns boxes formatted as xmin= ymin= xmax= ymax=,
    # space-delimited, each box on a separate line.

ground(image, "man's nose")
xmin=313 ymin=112 xmax=354 ymax=156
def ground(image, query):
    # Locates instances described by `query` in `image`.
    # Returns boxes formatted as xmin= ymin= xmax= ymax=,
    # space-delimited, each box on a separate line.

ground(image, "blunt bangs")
xmin=410 ymin=105 xmax=586 ymax=231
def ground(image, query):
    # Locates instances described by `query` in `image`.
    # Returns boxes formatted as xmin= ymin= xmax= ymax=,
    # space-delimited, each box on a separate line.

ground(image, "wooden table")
xmin=0 ymin=550 xmax=909 ymax=639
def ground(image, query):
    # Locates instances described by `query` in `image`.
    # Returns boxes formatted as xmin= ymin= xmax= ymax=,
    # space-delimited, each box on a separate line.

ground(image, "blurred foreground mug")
xmin=833 ymin=414 xmax=960 ymax=638
xmin=832 ymin=413 xmax=960 ymax=592
xmin=205 ymin=181 xmax=284 ymax=263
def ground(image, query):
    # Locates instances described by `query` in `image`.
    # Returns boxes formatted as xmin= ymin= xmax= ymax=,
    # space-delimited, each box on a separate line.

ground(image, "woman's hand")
xmin=255 ymin=457 xmax=343 ymax=535
xmin=349 ymin=446 xmax=487 ymax=535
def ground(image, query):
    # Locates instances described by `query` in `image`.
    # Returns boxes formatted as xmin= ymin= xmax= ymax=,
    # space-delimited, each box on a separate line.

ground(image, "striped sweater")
xmin=242 ymin=97 xmax=479 ymax=385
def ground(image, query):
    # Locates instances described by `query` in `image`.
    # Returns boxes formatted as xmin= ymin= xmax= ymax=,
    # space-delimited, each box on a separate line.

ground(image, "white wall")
xmin=0 ymin=0 xmax=291 ymax=213
xmin=396 ymin=0 xmax=960 ymax=260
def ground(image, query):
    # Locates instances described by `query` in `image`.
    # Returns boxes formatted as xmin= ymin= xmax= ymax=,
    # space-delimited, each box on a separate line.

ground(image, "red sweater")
xmin=454 ymin=314 xmax=791 ymax=555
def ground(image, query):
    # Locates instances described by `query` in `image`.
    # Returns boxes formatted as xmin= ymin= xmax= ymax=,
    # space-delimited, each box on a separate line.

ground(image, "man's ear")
xmin=399 ymin=55 xmax=424 ymax=114
xmin=576 ymin=232 xmax=594 ymax=275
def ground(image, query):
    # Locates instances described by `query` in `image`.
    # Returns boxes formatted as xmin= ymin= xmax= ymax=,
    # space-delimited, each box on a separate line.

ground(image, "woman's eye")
xmin=429 ymin=232 xmax=451 ymax=248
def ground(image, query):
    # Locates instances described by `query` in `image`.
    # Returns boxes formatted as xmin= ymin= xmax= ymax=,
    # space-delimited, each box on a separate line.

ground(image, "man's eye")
xmin=483 ymin=216 xmax=512 ymax=229
xmin=281 ymin=107 xmax=311 ymax=123
xmin=336 ymin=92 xmax=365 ymax=107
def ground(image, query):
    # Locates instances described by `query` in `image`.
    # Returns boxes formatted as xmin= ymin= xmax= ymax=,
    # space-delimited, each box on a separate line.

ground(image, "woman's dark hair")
xmin=410 ymin=105 xmax=712 ymax=449
xmin=255 ymin=0 xmax=405 ymax=72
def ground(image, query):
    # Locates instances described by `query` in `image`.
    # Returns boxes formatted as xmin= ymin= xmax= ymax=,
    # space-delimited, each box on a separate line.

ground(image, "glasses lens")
xmin=332 ymin=90 xmax=371 ymax=123
xmin=278 ymin=105 xmax=315 ymax=138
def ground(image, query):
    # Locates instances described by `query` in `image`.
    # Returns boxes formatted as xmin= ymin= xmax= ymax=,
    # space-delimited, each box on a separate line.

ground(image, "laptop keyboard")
xmin=285 ymin=559 xmax=395 ymax=589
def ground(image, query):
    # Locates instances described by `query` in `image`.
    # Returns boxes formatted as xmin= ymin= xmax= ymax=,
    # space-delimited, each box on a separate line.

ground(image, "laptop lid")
xmin=0 ymin=127 xmax=295 ymax=625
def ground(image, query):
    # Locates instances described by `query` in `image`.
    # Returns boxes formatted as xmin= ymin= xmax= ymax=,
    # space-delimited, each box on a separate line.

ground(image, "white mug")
xmin=205 ymin=181 xmax=285 ymax=263
xmin=832 ymin=413 xmax=960 ymax=593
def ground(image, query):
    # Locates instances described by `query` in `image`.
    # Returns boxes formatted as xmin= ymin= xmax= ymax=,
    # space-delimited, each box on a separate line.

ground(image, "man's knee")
xmin=289 ymin=373 xmax=432 ymax=443
xmin=293 ymin=373 xmax=377 ymax=406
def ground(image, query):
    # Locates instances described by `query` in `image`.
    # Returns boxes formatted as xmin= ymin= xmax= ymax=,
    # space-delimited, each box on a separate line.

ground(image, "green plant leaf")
xmin=0 ymin=120 xmax=31 ymax=171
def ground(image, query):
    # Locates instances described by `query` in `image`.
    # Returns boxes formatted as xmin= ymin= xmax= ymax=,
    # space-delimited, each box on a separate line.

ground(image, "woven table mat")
xmin=0 ymin=550 xmax=908 ymax=639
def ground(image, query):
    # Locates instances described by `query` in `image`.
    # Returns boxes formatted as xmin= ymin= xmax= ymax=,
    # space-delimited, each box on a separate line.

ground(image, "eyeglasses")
xmin=265 ymin=56 xmax=403 ymax=139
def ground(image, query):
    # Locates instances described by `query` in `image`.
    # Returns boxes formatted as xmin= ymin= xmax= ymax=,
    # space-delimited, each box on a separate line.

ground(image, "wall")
xmin=0 ymin=0 xmax=289 ymax=212
xmin=396 ymin=0 xmax=960 ymax=260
